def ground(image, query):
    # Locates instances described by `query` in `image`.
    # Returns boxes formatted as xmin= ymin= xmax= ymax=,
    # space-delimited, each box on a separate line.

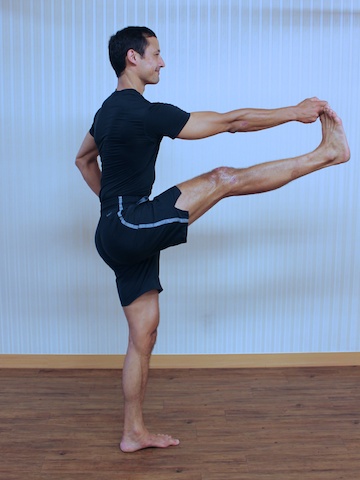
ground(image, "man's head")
xmin=109 ymin=26 xmax=157 ymax=78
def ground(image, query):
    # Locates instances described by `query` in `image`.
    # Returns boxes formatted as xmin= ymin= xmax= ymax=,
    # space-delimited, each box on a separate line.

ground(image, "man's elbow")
xmin=227 ymin=120 xmax=250 ymax=133
xmin=75 ymin=155 xmax=86 ymax=171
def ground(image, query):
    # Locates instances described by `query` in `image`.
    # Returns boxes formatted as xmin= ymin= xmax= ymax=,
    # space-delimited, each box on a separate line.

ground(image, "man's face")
xmin=137 ymin=36 xmax=165 ymax=85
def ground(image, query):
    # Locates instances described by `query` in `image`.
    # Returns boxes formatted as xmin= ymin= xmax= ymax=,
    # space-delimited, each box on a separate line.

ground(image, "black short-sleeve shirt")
xmin=89 ymin=89 xmax=190 ymax=201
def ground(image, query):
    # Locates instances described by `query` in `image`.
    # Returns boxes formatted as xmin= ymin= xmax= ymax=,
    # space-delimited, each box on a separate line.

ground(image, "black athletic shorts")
xmin=95 ymin=186 xmax=189 ymax=307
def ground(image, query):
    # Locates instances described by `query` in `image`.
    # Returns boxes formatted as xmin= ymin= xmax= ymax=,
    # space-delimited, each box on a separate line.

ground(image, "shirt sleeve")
xmin=89 ymin=109 xmax=101 ymax=137
xmin=145 ymin=103 xmax=190 ymax=139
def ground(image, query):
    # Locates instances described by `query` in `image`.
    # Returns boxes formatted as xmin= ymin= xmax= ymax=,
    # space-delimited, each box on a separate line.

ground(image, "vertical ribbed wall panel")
xmin=0 ymin=0 xmax=359 ymax=354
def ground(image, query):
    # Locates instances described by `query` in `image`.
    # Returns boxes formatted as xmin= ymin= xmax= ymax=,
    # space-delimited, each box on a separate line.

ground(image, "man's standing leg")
xmin=120 ymin=290 xmax=180 ymax=452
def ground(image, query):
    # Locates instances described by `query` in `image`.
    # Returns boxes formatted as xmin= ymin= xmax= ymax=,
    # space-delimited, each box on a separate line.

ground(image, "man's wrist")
xmin=284 ymin=105 xmax=298 ymax=122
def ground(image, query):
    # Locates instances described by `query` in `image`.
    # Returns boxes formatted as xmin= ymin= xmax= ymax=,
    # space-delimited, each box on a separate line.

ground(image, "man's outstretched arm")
xmin=177 ymin=97 xmax=327 ymax=140
xmin=75 ymin=132 xmax=101 ymax=196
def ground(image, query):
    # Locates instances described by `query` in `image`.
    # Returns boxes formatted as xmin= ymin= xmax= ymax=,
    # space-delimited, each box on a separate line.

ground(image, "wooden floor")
xmin=1 ymin=367 xmax=359 ymax=480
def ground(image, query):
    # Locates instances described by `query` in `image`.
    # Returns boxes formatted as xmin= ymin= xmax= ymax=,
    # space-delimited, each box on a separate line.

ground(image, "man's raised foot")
xmin=318 ymin=107 xmax=350 ymax=166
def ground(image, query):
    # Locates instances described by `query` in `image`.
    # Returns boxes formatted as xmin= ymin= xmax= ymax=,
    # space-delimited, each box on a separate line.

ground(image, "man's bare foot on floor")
xmin=318 ymin=107 xmax=350 ymax=165
xmin=120 ymin=431 xmax=180 ymax=453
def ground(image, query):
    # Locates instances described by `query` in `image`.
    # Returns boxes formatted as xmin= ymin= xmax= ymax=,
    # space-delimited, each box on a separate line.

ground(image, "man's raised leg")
xmin=175 ymin=107 xmax=350 ymax=224
xmin=120 ymin=290 xmax=180 ymax=453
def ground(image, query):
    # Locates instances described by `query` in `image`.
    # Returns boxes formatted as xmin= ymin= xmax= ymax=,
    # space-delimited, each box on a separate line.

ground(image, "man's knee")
xmin=209 ymin=166 xmax=237 ymax=187
xmin=143 ymin=328 xmax=158 ymax=356
xmin=149 ymin=328 xmax=158 ymax=351
xmin=130 ymin=325 xmax=158 ymax=355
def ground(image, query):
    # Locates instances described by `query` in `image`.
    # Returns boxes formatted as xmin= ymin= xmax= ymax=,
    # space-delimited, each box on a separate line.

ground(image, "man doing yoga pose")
xmin=75 ymin=26 xmax=350 ymax=453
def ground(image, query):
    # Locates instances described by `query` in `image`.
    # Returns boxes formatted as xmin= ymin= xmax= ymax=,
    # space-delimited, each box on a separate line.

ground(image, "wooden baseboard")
xmin=0 ymin=352 xmax=359 ymax=369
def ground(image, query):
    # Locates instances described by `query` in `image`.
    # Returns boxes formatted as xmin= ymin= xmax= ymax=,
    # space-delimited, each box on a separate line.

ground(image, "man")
xmin=75 ymin=26 xmax=350 ymax=453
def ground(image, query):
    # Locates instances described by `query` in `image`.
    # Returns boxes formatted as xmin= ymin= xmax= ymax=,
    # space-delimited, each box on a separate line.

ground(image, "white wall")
xmin=1 ymin=0 xmax=359 ymax=354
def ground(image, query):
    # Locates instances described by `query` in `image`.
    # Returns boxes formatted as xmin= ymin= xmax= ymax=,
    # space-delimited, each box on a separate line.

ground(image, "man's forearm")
xmin=76 ymin=159 xmax=102 ymax=196
xmin=75 ymin=132 xmax=101 ymax=196
xmin=226 ymin=106 xmax=296 ymax=133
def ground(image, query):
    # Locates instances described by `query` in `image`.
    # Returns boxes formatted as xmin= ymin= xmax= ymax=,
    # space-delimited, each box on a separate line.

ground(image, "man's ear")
xmin=126 ymin=49 xmax=138 ymax=67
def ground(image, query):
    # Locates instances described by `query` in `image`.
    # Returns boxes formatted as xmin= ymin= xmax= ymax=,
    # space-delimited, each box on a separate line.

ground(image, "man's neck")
xmin=116 ymin=72 xmax=145 ymax=94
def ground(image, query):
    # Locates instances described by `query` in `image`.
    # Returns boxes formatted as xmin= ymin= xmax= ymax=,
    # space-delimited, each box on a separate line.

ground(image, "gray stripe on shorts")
xmin=117 ymin=196 xmax=188 ymax=230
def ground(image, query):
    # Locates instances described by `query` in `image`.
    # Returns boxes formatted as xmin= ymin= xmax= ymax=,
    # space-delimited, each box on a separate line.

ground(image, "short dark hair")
xmin=109 ymin=26 xmax=157 ymax=77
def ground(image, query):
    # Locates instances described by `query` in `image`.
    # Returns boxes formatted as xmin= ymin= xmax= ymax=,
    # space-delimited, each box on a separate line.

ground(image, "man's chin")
xmin=145 ymin=74 xmax=160 ymax=86
xmin=153 ymin=72 xmax=161 ymax=83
